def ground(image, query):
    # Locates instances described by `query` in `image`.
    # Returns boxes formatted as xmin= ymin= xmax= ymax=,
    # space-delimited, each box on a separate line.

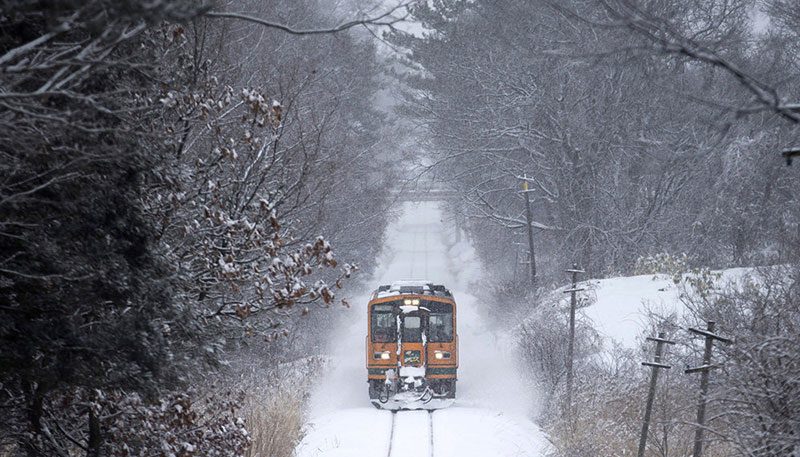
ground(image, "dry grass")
xmin=244 ymin=389 xmax=306 ymax=457
xmin=234 ymin=356 xmax=329 ymax=457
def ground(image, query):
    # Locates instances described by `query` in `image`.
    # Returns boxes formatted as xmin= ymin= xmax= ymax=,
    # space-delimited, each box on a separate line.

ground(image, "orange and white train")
xmin=366 ymin=281 xmax=458 ymax=410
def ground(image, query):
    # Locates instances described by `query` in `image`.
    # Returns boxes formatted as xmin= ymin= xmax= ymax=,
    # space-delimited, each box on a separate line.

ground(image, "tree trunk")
xmin=24 ymin=380 xmax=43 ymax=457
xmin=88 ymin=407 xmax=101 ymax=457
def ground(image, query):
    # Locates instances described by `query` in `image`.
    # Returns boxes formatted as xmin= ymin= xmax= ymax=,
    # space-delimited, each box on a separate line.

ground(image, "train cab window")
xmin=371 ymin=304 xmax=396 ymax=343
xmin=429 ymin=314 xmax=453 ymax=342
xmin=403 ymin=316 xmax=422 ymax=342
xmin=428 ymin=302 xmax=453 ymax=342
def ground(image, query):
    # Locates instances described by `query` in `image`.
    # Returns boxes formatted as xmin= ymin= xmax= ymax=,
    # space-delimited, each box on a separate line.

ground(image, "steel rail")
xmin=428 ymin=410 xmax=435 ymax=457
xmin=386 ymin=411 xmax=397 ymax=457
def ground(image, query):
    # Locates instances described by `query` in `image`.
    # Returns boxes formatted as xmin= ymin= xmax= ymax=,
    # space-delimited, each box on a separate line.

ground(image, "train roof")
xmin=371 ymin=280 xmax=453 ymax=299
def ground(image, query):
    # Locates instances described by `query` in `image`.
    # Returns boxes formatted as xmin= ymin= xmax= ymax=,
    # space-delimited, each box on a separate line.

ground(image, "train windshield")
xmin=428 ymin=302 xmax=453 ymax=342
xmin=371 ymin=300 xmax=454 ymax=343
xmin=371 ymin=304 xmax=396 ymax=342
xmin=403 ymin=315 xmax=422 ymax=342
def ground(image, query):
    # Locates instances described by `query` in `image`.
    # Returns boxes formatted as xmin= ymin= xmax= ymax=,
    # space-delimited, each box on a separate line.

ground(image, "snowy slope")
xmin=296 ymin=202 xmax=550 ymax=457
xmin=556 ymin=268 xmax=753 ymax=350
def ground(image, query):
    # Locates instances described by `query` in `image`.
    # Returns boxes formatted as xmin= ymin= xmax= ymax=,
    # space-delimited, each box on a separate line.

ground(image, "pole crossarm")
xmin=642 ymin=361 xmax=672 ymax=369
xmin=646 ymin=336 xmax=677 ymax=345
xmin=562 ymin=287 xmax=586 ymax=293
xmin=782 ymin=148 xmax=800 ymax=166
xmin=688 ymin=327 xmax=733 ymax=344
xmin=685 ymin=364 xmax=721 ymax=374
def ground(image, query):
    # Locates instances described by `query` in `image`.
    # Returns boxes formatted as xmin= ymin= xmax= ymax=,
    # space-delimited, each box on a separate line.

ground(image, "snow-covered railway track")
xmin=428 ymin=411 xmax=435 ymax=457
xmin=385 ymin=412 xmax=396 ymax=457
xmin=387 ymin=410 xmax=435 ymax=457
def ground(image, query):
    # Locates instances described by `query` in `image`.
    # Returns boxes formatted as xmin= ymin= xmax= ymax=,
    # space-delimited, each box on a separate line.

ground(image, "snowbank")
xmin=551 ymin=267 xmax=754 ymax=350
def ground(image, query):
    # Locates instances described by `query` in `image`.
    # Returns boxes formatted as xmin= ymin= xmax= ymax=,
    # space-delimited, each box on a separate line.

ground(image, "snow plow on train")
xmin=366 ymin=281 xmax=458 ymax=410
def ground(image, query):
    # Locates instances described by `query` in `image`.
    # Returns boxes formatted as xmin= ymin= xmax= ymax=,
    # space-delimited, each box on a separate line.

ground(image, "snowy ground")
xmin=296 ymin=202 xmax=550 ymax=457
xmin=552 ymin=268 xmax=753 ymax=351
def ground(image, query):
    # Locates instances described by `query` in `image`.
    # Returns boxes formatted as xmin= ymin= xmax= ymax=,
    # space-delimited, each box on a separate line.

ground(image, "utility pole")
xmin=512 ymin=241 xmax=527 ymax=285
xmin=562 ymin=264 xmax=584 ymax=415
xmin=455 ymin=201 xmax=463 ymax=243
xmin=637 ymin=332 xmax=676 ymax=457
xmin=685 ymin=321 xmax=732 ymax=457
xmin=521 ymin=176 xmax=536 ymax=286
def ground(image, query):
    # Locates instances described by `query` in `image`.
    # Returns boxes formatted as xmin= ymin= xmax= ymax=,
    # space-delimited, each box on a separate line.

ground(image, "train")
xmin=366 ymin=281 xmax=458 ymax=410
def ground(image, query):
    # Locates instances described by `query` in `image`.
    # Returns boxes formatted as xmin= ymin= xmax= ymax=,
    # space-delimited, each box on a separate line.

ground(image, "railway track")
xmin=428 ymin=410 xmax=435 ymax=457
xmin=387 ymin=410 xmax=436 ymax=457
xmin=386 ymin=412 xmax=396 ymax=457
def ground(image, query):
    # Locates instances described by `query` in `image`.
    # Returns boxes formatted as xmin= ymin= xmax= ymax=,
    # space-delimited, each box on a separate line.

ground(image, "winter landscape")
xmin=1 ymin=1 xmax=798 ymax=457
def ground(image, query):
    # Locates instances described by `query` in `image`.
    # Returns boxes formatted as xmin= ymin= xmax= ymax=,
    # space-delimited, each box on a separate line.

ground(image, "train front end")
xmin=366 ymin=282 xmax=458 ymax=410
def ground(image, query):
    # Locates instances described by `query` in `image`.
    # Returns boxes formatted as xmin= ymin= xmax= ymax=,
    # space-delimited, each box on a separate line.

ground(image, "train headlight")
xmin=403 ymin=298 xmax=420 ymax=306
xmin=374 ymin=351 xmax=391 ymax=360
xmin=434 ymin=351 xmax=451 ymax=360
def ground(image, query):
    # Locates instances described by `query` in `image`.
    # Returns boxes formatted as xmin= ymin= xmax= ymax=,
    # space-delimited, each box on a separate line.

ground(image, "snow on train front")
xmin=366 ymin=281 xmax=458 ymax=410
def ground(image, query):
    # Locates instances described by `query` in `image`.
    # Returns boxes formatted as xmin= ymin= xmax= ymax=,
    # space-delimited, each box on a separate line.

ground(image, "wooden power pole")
xmin=637 ymin=332 xmax=676 ymax=457
xmin=521 ymin=177 xmax=536 ymax=286
xmin=562 ymin=264 xmax=585 ymax=415
xmin=685 ymin=321 xmax=732 ymax=457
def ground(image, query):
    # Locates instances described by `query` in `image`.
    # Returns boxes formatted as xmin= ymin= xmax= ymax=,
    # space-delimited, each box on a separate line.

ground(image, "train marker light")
xmin=434 ymin=350 xmax=451 ymax=359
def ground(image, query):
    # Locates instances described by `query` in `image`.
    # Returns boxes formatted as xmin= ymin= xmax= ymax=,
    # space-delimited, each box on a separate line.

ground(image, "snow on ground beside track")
xmin=294 ymin=409 xmax=393 ymax=457
xmin=433 ymin=408 xmax=550 ymax=457
xmin=550 ymin=268 xmax=754 ymax=351
xmin=297 ymin=201 xmax=549 ymax=457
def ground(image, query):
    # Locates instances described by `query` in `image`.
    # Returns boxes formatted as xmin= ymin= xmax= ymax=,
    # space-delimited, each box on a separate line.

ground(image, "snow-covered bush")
xmin=102 ymin=389 xmax=250 ymax=457
xmin=634 ymin=253 xmax=691 ymax=280
xmin=532 ymin=267 xmax=800 ymax=457
xmin=679 ymin=267 xmax=800 ymax=457
xmin=517 ymin=300 xmax=602 ymax=419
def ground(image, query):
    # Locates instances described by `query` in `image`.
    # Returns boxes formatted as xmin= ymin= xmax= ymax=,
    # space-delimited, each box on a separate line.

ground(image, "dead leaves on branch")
xmin=156 ymin=79 xmax=359 ymax=340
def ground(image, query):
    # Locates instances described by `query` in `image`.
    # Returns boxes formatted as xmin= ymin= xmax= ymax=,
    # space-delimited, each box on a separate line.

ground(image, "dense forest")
xmin=0 ymin=1 xmax=400 ymax=455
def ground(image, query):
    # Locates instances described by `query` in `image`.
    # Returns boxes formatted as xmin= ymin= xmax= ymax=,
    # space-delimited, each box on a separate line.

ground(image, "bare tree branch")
xmin=203 ymin=2 xmax=414 ymax=35
xmin=592 ymin=0 xmax=800 ymax=124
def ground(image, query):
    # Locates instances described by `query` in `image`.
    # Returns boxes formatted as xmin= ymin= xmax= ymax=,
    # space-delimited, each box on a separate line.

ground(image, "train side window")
xmin=371 ymin=306 xmax=396 ymax=343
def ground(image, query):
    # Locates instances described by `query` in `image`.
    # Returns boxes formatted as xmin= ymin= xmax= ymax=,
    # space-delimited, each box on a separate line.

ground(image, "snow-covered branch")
xmin=593 ymin=0 xmax=800 ymax=125
xmin=204 ymin=2 xmax=414 ymax=35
